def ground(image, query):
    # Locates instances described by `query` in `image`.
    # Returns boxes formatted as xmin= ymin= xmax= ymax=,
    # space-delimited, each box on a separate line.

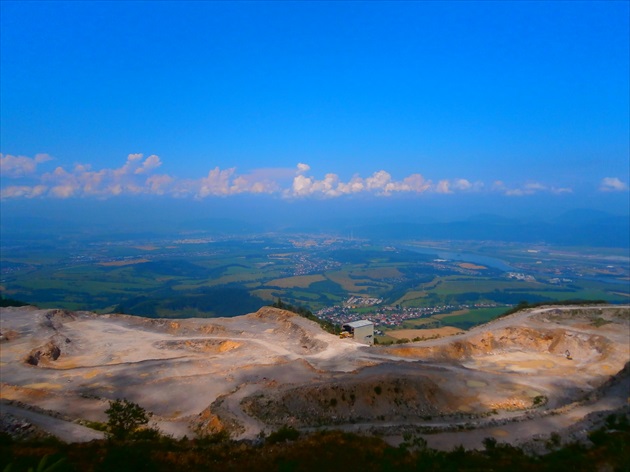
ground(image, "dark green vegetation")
xmin=1 ymin=234 xmax=628 ymax=328
xmin=433 ymin=306 xmax=508 ymax=330
xmin=498 ymin=299 xmax=608 ymax=318
xmin=105 ymin=399 xmax=157 ymax=441
xmin=114 ymin=287 xmax=266 ymax=319
xmin=0 ymin=295 xmax=29 ymax=307
xmin=1 ymin=421 xmax=628 ymax=472
xmin=271 ymin=299 xmax=340 ymax=334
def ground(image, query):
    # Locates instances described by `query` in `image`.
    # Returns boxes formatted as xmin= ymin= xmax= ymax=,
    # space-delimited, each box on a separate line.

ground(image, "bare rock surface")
xmin=0 ymin=304 xmax=628 ymax=450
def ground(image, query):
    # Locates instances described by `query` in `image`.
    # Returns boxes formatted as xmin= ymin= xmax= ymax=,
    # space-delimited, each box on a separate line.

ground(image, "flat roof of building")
xmin=343 ymin=320 xmax=374 ymax=329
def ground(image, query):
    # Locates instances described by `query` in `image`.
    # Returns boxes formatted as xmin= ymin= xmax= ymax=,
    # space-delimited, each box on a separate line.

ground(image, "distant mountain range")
xmin=2 ymin=209 xmax=628 ymax=248
xmin=349 ymin=210 xmax=629 ymax=247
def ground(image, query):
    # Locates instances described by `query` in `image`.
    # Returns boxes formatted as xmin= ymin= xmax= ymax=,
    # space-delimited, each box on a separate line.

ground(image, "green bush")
xmin=483 ymin=437 xmax=497 ymax=451
xmin=105 ymin=398 xmax=152 ymax=440
xmin=266 ymin=426 xmax=300 ymax=444
xmin=532 ymin=395 xmax=547 ymax=406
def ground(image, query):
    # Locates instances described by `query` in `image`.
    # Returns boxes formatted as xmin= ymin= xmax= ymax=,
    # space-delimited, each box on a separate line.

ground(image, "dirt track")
xmin=1 ymin=304 xmax=628 ymax=449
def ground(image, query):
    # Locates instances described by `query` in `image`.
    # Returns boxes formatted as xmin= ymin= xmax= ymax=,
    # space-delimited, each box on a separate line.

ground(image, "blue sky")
xmin=1 ymin=1 xmax=628 ymax=218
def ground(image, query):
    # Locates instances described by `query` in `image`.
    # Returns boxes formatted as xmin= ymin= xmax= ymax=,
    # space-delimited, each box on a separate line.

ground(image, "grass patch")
xmin=591 ymin=317 xmax=612 ymax=327
xmin=437 ymin=306 xmax=506 ymax=325
xmin=374 ymin=334 xmax=397 ymax=345
xmin=348 ymin=267 xmax=403 ymax=279
xmin=251 ymin=289 xmax=280 ymax=301
xmin=286 ymin=290 xmax=320 ymax=301
xmin=395 ymin=290 xmax=427 ymax=305
xmin=433 ymin=278 xmax=543 ymax=295
xmin=400 ymin=318 xmax=435 ymax=328
xmin=325 ymin=270 xmax=372 ymax=292
xmin=266 ymin=275 xmax=326 ymax=288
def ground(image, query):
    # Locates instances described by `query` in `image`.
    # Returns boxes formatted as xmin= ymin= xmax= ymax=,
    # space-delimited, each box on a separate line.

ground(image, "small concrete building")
xmin=342 ymin=320 xmax=374 ymax=345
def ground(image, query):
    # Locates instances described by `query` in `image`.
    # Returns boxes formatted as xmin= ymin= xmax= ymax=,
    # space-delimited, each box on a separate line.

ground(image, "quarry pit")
xmin=1 ymin=304 xmax=628 ymax=450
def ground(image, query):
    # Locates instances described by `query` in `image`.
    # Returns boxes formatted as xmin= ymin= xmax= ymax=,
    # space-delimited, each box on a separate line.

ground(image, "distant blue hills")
xmin=1 ymin=209 xmax=628 ymax=248
xmin=349 ymin=210 xmax=629 ymax=247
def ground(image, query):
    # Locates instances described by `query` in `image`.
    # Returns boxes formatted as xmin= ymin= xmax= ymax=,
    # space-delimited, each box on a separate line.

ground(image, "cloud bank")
xmin=491 ymin=181 xmax=574 ymax=197
xmin=600 ymin=177 xmax=629 ymax=192
xmin=0 ymin=153 xmax=53 ymax=178
xmin=2 ymin=152 xmax=618 ymax=201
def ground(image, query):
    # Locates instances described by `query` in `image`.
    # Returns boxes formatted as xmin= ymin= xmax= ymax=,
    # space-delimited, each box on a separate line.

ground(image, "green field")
xmin=398 ymin=306 xmax=509 ymax=331
xmin=436 ymin=306 xmax=508 ymax=328
xmin=2 ymin=235 xmax=627 ymax=322
xmin=431 ymin=277 xmax=544 ymax=295
xmin=400 ymin=318 xmax=436 ymax=328
xmin=267 ymin=274 xmax=326 ymax=288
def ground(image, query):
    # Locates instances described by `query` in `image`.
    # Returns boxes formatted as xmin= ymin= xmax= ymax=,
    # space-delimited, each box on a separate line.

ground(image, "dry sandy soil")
xmin=1 ymin=304 xmax=628 ymax=450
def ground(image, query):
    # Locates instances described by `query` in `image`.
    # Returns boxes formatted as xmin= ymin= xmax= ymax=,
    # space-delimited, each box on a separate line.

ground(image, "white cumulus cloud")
xmin=32 ymin=154 xmax=175 ymax=198
xmin=492 ymin=180 xmax=566 ymax=196
xmin=0 ymin=185 xmax=48 ymax=199
xmin=435 ymin=180 xmax=452 ymax=194
xmin=284 ymin=165 xmax=433 ymax=198
xmin=134 ymin=154 xmax=162 ymax=174
xmin=0 ymin=152 xmax=586 ymax=202
xmin=600 ymin=177 xmax=628 ymax=192
xmin=551 ymin=187 xmax=573 ymax=194
xmin=0 ymin=153 xmax=53 ymax=178
xmin=296 ymin=163 xmax=311 ymax=174
xmin=197 ymin=167 xmax=236 ymax=197
xmin=435 ymin=178 xmax=483 ymax=194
